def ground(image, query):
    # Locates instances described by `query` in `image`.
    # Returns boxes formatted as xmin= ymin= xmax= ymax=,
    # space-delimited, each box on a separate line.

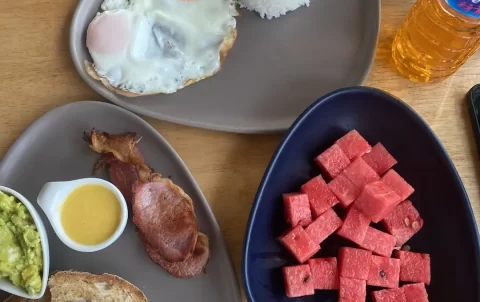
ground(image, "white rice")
xmin=238 ymin=0 xmax=310 ymax=20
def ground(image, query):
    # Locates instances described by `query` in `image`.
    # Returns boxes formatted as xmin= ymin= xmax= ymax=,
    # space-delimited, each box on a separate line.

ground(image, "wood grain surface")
xmin=0 ymin=0 xmax=479 ymax=300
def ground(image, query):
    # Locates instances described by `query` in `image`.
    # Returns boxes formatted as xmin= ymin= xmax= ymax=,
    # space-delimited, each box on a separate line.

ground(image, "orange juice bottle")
xmin=392 ymin=0 xmax=480 ymax=82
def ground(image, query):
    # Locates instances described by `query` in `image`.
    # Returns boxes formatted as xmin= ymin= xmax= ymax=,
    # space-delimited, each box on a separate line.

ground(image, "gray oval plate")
xmin=70 ymin=0 xmax=380 ymax=133
xmin=0 ymin=101 xmax=241 ymax=302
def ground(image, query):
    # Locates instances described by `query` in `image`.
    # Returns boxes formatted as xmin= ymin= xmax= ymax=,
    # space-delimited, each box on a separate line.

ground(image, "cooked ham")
xmin=133 ymin=178 xmax=198 ymax=262
xmin=142 ymin=232 xmax=210 ymax=279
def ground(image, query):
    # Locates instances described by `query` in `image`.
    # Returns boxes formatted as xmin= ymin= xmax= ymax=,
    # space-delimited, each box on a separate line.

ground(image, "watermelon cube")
xmin=339 ymin=247 xmax=372 ymax=280
xmin=358 ymin=227 xmax=396 ymax=257
xmin=362 ymin=143 xmax=398 ymax=176
xmin=382 ymin=200 xmax=423 ymax=246
xmin=308 ymin=257 xmax=339 ymax=290
xmin=283 ymin=193 xmax=312 ymax=227
xmin=368 ymin=255 xmax=401 ymax=289
xmin=355 ymin=180 xmax=402 ymax=223
xmin=382 ymin=170 xmax=414 ymax=201
xmin=282 ymin=264 xmax=315 ymax=298
xmin=305 ymin=208 xmax=342 ymax=245
xmin=301 ymin=175 xmax=339 ymax=217
xmin=336 ymin=129 xmax=372 ymax=160
xmin=402 ymin=283 xmax=429 ymax=302
xmin=372 ymin=288 xmax=406 ymax=302
xmin=343 ymin=158 xmax=380 ymax=189
xmin=339 ymin=277 xmax=366 ymax=302
xmin=337 ymin=206 xmax=371 ymax=245
xmin=279 ymin=225 xmax=320 ymax=263
xmin=395 ymin=250 xmax=431 ymax=285
xmin=328 ymin=173 xmax=362 ymax=208
xmin=315 ymin=144 xmax=351 ymax=178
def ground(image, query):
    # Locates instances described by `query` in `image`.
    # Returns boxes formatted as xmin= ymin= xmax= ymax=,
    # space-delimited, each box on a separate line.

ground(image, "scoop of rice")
xmin=238 ymin=0 xmax=310 ymax=20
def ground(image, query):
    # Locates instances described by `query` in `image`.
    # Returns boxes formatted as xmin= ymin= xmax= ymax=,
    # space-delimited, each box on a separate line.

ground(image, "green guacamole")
xmin=0 ymin=191 xmax=43 ymax=295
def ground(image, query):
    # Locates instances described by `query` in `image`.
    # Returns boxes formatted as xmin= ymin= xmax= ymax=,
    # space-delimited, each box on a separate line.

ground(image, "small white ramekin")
xmin=37 ymin=178 xmax=128 ymax=253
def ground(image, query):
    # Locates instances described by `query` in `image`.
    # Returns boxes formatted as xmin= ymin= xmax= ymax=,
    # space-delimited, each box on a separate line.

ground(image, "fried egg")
xmin=86 ymin=0 xmax=237 ymax=96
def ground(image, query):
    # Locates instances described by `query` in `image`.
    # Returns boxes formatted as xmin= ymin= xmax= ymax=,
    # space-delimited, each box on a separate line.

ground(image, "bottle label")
xmin=447 ymin=0 xmax=480 ymax=18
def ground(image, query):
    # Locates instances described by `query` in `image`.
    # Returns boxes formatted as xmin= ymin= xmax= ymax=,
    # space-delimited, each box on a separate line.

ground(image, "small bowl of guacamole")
xmin=0 ymin=186 xmax=49 ymax=299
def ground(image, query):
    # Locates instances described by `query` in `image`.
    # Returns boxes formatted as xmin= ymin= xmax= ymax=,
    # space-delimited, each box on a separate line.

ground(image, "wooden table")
xmin=0 ymin=0 xmax=479 ymax=300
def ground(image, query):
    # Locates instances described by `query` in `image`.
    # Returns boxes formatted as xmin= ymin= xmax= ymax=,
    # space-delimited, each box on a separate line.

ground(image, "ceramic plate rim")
xmin=69 ymin=0 xmax=381 ymax=134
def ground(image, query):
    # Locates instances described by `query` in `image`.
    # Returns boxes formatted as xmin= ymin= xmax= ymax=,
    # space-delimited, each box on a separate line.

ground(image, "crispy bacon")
xmin=85 ymin=129 xmax=204 ymax=272
xmin=141 ymin=232 xmax=210 ymax=279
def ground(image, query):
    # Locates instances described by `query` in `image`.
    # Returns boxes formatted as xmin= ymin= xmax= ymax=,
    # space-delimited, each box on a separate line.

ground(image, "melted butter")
xmin=61 ymin=184 xmax=121 ymax=245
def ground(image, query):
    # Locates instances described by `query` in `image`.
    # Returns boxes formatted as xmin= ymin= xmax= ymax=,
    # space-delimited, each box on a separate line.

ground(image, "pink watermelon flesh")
xmin=328 ymin=173 xmax=362 ymax=208
xmin=339 ymin=247 xmax=372 ymax=280
xmin=395 ymin=250 xmax=431 ymax=285
xmin=362 ymin=142 xmax=398 ymax=176
xmin=368 ymin=255 xmax=401 ymax=289
xmin=355 ymin=180 xmax=402 ymax=223
xmin=339 ymin=277 xmax=366 ymax=302
xmin=382 ymin=169 xmax=414 ymax=201
xmin=279 ymin=225 xmax=320 ymax=263
xmin=283 ymin=193 xmax=312 ymax=227
xmin=382 ymin=200 xmax=423 ymax=246
xmin=337 ymin=206 xmax=371 ymax=245
xmin=282 ymin=264 xmax=315 ymax=298
xmin=308 ymin=257 xmax=339 ymax=290
xmin=305 ymin=208 xmax=342 ymax=245
xmin=315 ymin=143 xmax=351 ymax=178
xmin=402 ymin=283 xmax=429 ymax=302
xmin=358 ymin=226 xmax=396 ymax=257
xmin=372 ymin=288 xmax=406 ymax=302
xmin=301 ymin=175 xmax=339 ymax=217
xmin=336 ymin=129 xmax=372 ymax=160
xmin=343 ymin=157 xmax=380 ymax=189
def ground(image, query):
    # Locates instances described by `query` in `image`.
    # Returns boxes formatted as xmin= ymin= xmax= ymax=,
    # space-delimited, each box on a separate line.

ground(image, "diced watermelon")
xmin=305 ymin=208 xmax=342 ymax=245
xmin=382 ymin=170 xmax=414 ymax=201
xmin=279 ymin=225 xmax=320 ymax=263
xmin=395 ymin=250 xmax=431 ymax=285
xmin=283 ymin=193 xmax=312 ymax=227
xmin=339 ymin=277 xmax=367 ymax=302
xmin=315 ymin=144 xmax=351 ymax=178
xmin=358 ymin=227 xmax=396 ymax=257
xmin=337 ymin=206 xmax=371 ymax=245
xmin=382 ymin=200 xmax=423 ymax=246
xmin=328 ymin=173 xmax=361 ymax=208
xmin=308 ymin=257 xmax=339 ymax=290
xmin=362 ymin=143 xmax=398 ymax=176
xmin=336 ymin=129 xmax=372 ymax=160
xmin=339 ymin=247 xmax=372 ymax=280
xmin=372 ymin=288 xmax=406 ymax=302
xmin=282 ymin=264 xmax=315 ymax=298
xmin=301 ymin=175 xmax=339 ymax=217
xmin=402 ymin=283 xmax=429 ymax=302
xmin=368 ymin=255 xmax=401 ymax=289
xmin=355 ymin=181 xmax=402 ymax=223
xmin=343 ymin=158 xmax=380 ymax=189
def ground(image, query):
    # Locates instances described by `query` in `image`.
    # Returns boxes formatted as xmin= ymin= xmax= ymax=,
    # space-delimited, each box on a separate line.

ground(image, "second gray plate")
xmin=70 ymin=0 xmax=380 ymax=133
xmin=0 ymin=101 xmax=241 ymax=301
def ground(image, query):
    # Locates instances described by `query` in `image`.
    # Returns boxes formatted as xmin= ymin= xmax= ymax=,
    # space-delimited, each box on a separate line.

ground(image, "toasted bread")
xmin=86 ymin=27 xmax=237 ymax=97
xmin=47 ymin=271 xmax=147 ymax=302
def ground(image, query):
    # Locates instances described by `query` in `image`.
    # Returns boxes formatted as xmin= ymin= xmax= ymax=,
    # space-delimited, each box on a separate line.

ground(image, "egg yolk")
xmin=61 ymin=184 xmax=121 ymax=245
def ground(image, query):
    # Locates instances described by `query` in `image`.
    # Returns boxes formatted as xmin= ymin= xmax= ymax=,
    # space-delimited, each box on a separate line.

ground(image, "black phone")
xmin=466 ymin=84 xmax=480 ymax=158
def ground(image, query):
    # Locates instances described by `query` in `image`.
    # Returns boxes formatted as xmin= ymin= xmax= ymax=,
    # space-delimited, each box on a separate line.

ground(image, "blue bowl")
xmin=242 ymin=87 xmax=480 ymax=302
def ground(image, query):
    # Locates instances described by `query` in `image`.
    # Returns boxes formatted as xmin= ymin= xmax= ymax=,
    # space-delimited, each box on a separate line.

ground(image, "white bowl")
xmin=37 ymin=178 xmax=128 ymax=253
xmin=0 ymin=186 xmax=50 ymax=299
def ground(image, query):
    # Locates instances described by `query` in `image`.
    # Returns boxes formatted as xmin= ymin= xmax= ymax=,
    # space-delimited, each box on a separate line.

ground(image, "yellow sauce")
xmin=60 ymin=184 xmax=121 ymax=245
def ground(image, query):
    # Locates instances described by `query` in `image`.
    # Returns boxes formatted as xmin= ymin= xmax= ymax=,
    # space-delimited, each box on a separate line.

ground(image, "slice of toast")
xmin=47 ymin=271 xmax=147 ymax=302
